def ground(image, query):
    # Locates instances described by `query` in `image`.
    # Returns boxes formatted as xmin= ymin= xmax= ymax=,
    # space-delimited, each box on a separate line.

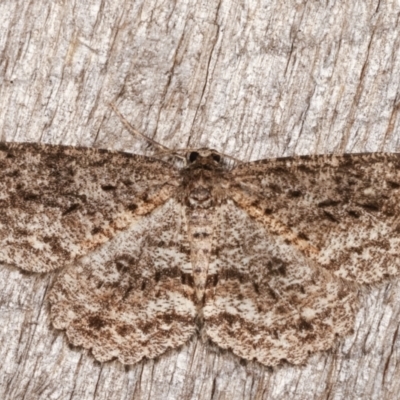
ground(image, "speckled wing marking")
xmin=231 ymin=153 xmax=400 ymax=284
xmin=49 ymin=198 xmax=196 ymax=364
xmin=0 ymin=142 xmax=178 ymax=272
xmin=203 ymin=201 xmax=357 ymax=366
xmin=3 ymin=141 xmax=400 ymax=367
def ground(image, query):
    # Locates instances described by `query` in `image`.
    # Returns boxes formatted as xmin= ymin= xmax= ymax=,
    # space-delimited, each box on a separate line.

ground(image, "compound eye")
xmin=189 ymin=152 xmax=199 ymax=163
xmin=212 ymin=153 xmax=221 ymax=163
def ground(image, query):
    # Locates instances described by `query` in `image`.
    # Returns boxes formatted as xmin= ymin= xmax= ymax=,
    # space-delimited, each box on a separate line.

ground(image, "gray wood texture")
xmin=1 ymin=1 xmax=400 ymax=399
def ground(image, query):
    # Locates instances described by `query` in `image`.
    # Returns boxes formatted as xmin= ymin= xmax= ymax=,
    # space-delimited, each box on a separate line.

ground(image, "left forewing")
xmin=0 ymin=142 xmax=179 ymax=272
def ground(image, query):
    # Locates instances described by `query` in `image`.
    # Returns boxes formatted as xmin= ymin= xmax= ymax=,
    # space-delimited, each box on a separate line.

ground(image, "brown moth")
xmin=1 ymin=107 xmax=400 ymax=366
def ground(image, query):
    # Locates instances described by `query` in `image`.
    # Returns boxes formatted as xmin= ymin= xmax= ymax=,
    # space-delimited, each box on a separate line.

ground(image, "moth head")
xmin=187 ymin=149 xmax=222 ymax=165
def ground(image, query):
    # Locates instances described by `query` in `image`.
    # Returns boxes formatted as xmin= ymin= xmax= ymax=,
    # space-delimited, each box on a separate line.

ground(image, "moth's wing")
xmin=0 ymin=142 xmax=178 ymax=272
xmin=203 ymin=201 xmax=357 ymax=366
xmin=49 ymin=199 xmax=196 ymax=364
xmin=231 ymin=153 xmax=400 ymax=284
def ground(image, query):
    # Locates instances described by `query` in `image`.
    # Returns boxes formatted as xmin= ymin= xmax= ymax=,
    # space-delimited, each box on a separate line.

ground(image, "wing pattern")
xmin=2 ymin=143 xmax=399 ymax=366
xmin=49 ymin=199 xmax=197 ymax=364
xmin=231 ymin=153 xmax=400 ymax=284
xmin=0 ymin=143 xmax=178 ymax=272
xmin=203 ymin=201 xmax=357 ymax=365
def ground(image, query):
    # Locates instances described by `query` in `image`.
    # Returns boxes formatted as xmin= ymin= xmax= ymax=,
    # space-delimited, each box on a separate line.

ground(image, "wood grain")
xmin=1 ymin=0 xmax=400 ymax=399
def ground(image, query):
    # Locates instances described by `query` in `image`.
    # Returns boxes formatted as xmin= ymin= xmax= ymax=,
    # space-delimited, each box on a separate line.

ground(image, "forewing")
xmin=0 ymin=142 xmax=178 ymax=272
xmin=49 ymin=199 xmax=196 ymax=364
xmin=203 ymin=201 xmax=357 ymax=366
xmin=231 ymin=153 xmax=400 ymax=284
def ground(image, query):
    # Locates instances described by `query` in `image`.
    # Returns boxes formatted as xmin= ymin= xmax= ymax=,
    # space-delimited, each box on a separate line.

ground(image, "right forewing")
xmin=231 ymin=153 xmax=400 ymax=284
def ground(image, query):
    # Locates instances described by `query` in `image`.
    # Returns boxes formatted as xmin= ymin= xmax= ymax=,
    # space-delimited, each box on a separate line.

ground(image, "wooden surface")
xmin=1 ymin=1 xmax=400 ymax=399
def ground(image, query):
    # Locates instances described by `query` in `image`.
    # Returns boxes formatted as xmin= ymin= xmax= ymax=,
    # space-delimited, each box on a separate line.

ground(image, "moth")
xmin=1 ymin=107 xmax=399 ymax=366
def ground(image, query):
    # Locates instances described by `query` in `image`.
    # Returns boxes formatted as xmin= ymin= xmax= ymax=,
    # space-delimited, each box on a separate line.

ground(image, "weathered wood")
xmin=1 ymin=0 xmax=400 ymax=399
